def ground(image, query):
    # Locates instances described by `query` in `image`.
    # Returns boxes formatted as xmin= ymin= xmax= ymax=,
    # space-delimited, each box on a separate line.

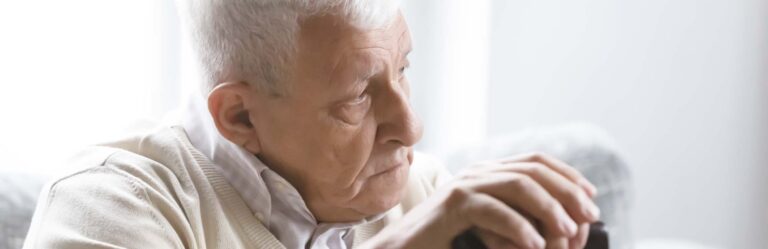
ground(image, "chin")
xmin=354 ymin=164 xmax=410 ymax=216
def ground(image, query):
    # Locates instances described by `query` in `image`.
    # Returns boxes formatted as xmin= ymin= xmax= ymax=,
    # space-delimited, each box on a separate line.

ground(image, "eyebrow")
xmin=397 ymin=28 xmax=412 ymax=58
xmin=402 ymin=48 xmax=412 ymax=58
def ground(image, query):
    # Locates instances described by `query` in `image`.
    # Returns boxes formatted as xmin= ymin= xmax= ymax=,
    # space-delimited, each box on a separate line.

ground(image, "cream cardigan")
xmin=23 ymin=127 xmax=451 ymax=249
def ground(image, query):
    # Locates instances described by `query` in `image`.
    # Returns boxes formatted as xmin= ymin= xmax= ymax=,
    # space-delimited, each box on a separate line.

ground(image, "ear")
xmin=207 ymin=81 xmax=261 ymax=154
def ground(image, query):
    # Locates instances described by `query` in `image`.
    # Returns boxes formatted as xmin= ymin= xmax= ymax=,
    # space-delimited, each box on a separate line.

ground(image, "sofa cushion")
xmin=0 ymin=170 xmax=50 ymax=249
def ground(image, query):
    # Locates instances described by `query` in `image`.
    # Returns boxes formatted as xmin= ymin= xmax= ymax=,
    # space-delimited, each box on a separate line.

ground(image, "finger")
xmin=529 ymin=212 xmax=567 ymax=249
xmin=568 ymin=223 xmax=590 ymax=249
xmin=502 ymin=153 xmax=597 ymax=198
xmin=465 ymin=193 xmax=545 ymax=249
xmin=475 ymin=228 xmax=521 ymax=249
xmin=468 ymin=173 xmax=578 ymax=237
xmin=544 ymin=234 xmax=568 ymax=249
xmin=512 ymin=163 xmax=600 ymax=223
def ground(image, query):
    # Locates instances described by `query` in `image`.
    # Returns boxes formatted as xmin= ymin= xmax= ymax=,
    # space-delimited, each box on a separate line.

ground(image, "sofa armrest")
xmin=0 ymin=170 xmax=50 ymax=249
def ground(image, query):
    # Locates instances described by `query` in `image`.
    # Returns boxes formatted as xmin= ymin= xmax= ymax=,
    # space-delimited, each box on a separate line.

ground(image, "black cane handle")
xmin=451 ymin=221 xmax=609 ymax=249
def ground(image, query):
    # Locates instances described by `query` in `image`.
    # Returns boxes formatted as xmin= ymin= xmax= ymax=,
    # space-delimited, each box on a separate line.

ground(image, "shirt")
xmin=180 ymin=96 xmax=380 ymax=249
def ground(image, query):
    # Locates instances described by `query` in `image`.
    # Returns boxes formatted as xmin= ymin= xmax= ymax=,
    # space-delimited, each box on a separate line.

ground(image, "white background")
xmin=1 ymin=0 xmax=766 ymax=248
xmin=403 ymin=0 xmax=768 ymax=248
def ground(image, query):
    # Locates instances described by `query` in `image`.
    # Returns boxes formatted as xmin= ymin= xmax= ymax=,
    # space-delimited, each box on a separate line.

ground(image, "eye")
xmin=333 ymin=92 xmax=371 ymax=125
xmin=351 ymin=92 xmax=368 ymax=104
xmin=398 ymin=62 xmax=410 ymax=78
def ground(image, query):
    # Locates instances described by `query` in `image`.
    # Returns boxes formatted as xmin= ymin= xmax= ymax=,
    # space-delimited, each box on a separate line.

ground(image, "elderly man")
xmin=23 ymin=1 xmax=600 ymax=249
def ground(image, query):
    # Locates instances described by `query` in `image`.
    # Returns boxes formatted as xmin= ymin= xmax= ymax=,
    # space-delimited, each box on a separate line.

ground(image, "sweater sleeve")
xmin=23 ymin=166 xmax=183 ymax=249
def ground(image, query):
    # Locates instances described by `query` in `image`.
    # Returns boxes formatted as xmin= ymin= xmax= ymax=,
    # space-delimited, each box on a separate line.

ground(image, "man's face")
xmin=246 ymin=12 xmax=422 ymax=222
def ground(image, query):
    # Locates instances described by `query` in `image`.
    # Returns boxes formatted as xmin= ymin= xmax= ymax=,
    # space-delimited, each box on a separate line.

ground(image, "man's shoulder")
xmin=41 ymin=154 xmax=153 ymax=208
xmin=25 ymin=148 xmax=186 ymax=248
xmin=50 ymin=146 xmax=177 ymax=193
xmin=43 ymin=127 xmax=205 ymax=206
xmin=24 ymin=127 xmax=207 ymax=248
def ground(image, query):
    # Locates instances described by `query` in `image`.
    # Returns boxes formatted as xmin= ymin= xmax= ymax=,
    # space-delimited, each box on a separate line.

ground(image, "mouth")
xmin=370 ymin=149 xmax=413 ymax=178
xmin=372 ymin=161 xmax=405 ymax=177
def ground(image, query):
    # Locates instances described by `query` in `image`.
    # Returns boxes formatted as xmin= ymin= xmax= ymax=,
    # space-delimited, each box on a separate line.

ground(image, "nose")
xmin=375 ymin=80 xmax=423 ymax=147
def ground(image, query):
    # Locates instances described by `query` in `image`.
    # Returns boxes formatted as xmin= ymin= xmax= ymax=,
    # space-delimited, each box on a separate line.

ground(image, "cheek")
xmin=326 ymin=118 xmax=378 ymax=183
xmin=306 ymin=114 xmax=378 ymax=206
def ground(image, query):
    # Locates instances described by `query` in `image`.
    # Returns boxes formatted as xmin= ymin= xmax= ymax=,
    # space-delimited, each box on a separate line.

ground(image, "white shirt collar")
xmin=179 ymin=95 xmax=381 ymax=249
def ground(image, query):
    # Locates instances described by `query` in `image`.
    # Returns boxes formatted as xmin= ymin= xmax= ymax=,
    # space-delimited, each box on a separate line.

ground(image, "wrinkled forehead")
xmin=297 ymin=12 xmax=410 ymax=63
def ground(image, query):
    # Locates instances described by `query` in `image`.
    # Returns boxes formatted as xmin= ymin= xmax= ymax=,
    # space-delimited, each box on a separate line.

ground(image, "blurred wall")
xmin=405 ymin=0 xmax=768 ymax=248
xmin=402 ymin=0 xmax=492 ymax=157
xmin=0 ymin=0 xmax=179 ymax=173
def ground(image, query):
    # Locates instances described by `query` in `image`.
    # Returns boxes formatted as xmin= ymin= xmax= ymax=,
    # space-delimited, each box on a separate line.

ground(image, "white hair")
xmin=178 ymin=0 xmax=401 ymax=96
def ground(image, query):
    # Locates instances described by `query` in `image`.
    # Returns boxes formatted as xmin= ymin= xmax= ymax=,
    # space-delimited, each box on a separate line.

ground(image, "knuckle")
xmin=526 ymin=162 xmax=548 ymax=175
xmin=444 ymin=185 xmax=473 ymax=206
xmin=560 ymin=188 xmax=587 ymax=211
xmin=541 ymin=199 xmax=564 ymax=220
xmin=560 ymin=186 xmax=583 ymax=201
xmin=528 ymin=152 xmax=549 ymax=162
xmin=508 ymin=174 xmax=536 ymax=192
xmin=469 ymin=200 xmax=499 ymax=219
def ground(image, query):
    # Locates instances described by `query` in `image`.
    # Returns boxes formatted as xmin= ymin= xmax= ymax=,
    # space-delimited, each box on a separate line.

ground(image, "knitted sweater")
xmin=23 ymin=127 xmax=451 ymax=249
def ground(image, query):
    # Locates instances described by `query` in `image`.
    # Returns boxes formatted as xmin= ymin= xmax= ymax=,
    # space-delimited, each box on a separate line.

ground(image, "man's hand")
xmin=362 ymin=153 xmax=600 ymax=249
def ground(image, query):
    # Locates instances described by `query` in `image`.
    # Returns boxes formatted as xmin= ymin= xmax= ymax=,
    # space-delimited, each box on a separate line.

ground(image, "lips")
xmin=370 ymin=149 xmax=412 ymax=177
xmin=372 ymin=158 xmax=410 ymax=176
xmin=371 ymin=161 xmax=405 ymax=177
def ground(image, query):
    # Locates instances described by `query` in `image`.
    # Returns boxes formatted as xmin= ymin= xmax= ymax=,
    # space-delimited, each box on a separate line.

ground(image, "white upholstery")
xmin=0 ymin=170 xmax=50 ymax=249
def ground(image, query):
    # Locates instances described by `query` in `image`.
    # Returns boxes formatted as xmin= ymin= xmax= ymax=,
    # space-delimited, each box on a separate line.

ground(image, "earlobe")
xmin=207 ymin=82 xmax=261 ymax=153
